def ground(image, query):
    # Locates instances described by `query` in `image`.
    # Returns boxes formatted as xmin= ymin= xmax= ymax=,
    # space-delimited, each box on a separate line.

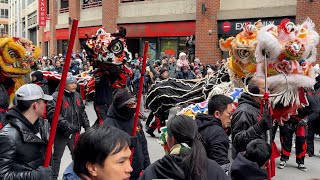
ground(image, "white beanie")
xmin=179 ymin=52 xmax=187 ymax=59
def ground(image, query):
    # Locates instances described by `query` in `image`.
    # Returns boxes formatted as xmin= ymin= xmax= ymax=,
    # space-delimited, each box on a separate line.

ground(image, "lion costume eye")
xmin=236 ymin=49 xmax=250 ymax=59
xmin=286 ymin=22 xmax=296 ymax=33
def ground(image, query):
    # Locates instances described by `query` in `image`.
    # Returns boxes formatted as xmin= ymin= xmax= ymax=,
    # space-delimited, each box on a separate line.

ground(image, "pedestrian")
xmin=186 ymin=35 xmax=195 ymax=63
xmin=140 ymin=115 xmax=229 ymax=180
xmin=230 ymin=139 xmax=271 ymax=180
xmin=64 ymin=126 xmax=133 ymax=180
xmin=103 ymin=89 xmax=150 ymax=180
xmin=231 ymin=76 xmax=273 ymax=158
xmin=176 ymin=66 xmax=195 ymax=79
xmin=53 ymin=60 xmax=63 ymax=74
xmin=168 ymin=56 xmax=177 ymax=78
xmin=195 ymin=94 xmax=233 ymax=172
xmin=0 ymin=84 xmax=53 ymax=179
xmin=30 ymin=71 xmax=50 ymax=94
xmin=47 ymin=72 xmax=90 ymax=180
xmin=176 ymin=52 xmax=189 ymax=71
xmin=0 ymin=84 xmax=9 ymax=129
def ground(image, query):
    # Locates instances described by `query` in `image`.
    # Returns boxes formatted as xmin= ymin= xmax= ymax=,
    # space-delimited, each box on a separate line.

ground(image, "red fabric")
xmin=281 ymin=149 xmax=291 ymax=157
xmin=0 ymin=123 xmax=2 ymax=130
xmin=0 ymin=108 xmax=7 ymax=113
xmin=73 ymin=132 xmax=80 ymax=150
xmin=296 ymin=142 xmax=307 ymax=158
xmin=267 ymin=141 xmax=280 ymax=178
xmin=296 ymin=125 xmax=306 ymax=137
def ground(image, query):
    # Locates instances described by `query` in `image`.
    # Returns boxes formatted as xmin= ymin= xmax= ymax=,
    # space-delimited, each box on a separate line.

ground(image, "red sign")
xmin=38 ymin=0 xmax=47 ymax=26
xmin=222 ymin=21 xmax=231 ymax=33
xmin=119 ymin=21 xmax=196 ymax=37
xmin=78 ymin=26 xmax=102 ymax=38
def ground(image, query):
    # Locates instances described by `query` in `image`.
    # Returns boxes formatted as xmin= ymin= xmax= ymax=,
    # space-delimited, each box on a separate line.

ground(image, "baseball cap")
xmin=15 ymin=84 xmax=53 ymax=101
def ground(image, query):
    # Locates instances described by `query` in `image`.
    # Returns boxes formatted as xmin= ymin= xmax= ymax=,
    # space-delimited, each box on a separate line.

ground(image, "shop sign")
xmin=38 ymin=0 xmax=46 ymax=26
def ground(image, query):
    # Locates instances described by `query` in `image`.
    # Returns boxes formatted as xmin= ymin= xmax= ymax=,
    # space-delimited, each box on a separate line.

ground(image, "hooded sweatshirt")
xmin=196 ymin=113 xmax=230 ymax=166
xmin=230 ymin=153 xmax=267 ymax=180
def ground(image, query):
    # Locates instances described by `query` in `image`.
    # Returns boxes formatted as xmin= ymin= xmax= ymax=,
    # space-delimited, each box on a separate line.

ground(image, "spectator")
xmin=64 ymin=126 xmax=133 ymax=180
xmin=140 ymin=115 xmax=229 ymax=180
xmin=156 ymin=68 xmax=169 ymax=81
xmin=196 ymin=95 xmax=233 ymax=171
xmin=230 ymin=139 xmax=271 ymax=180
xmin=176 ymin=52 xmax=189 ymax=71
xmin=53 ymin=60 xmax=63 ymax=74
xmin=168 ymin=56 xmax=177 ymax=78
xmin=0 ymin=84 xmax=53 ymax=179
xmin=103 ymin=90 xmax=150 ymax=180
xmin=177 ymin=66 xmax=195 ymax=80
xmin=43 ymin=59 xmax=54 ymax=71
xmin=132 ymin=53 xmax=141 ymax=65
xmin=30 ymin=71 xmax=50 ymax=94
xmin=186 ymin=35 xmax=195 ymax=63
xmin=47 ymin=73 xmax=90 ymax=180
xmin=194 ymin=67 xmax=203 ymax=79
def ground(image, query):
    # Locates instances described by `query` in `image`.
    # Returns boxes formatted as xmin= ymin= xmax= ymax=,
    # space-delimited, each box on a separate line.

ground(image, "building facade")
xmin=0 ymin=0 xmax=9 ymax=37
xmin=9 ymin=0 xmax=320 ymax=64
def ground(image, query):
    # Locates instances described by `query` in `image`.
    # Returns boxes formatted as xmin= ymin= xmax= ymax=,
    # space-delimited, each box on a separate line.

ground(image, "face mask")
xmin=119 ymin=106 xmax=136 ymax=120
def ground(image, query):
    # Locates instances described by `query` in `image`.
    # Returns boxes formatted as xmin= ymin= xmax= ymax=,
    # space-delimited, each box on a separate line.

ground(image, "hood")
xmin=106 ymin=105 xmax=135 ymax=134
xmin=230 ymin=153 xmax=267 ymax=180
xmin=238 ymin=93 xmax=260 ymax=109
xmin=33 ymin=78 xmax=48 ymax=85
xmin=195 ymin=113 xmax=222 ymax=131
xmin=152 ymin=155 xmax=185 ymax=179
xmin=6 ymin=107 xmax=40 ymax=134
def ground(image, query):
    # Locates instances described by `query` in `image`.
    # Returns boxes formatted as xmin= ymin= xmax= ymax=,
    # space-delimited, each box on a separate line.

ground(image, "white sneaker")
xmin=278 ymin=161 xmax=286 ymax=169
xmin=298 ymin=164 xmax=307 ymax=172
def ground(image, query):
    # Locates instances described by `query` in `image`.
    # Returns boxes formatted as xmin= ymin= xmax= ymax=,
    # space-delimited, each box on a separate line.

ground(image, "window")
xmin=27 ymin=12 xmax=37 ymax=27
xmin=82 ymin=0 xmax=102 ymax=9
xmin=0 ymin=9 xmax=8 ymax=18
xmin=27 ymin=0 xmax=36 ymax=6
xmin=0 ymin=24 xmax=9 ymax=35
xmin=0 ymin=0 xmax=9 ymax=3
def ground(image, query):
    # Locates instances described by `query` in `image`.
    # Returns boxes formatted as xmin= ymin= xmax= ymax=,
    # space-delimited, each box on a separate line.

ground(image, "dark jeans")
xmin=52 ymin=133 xmax=74 ymax=180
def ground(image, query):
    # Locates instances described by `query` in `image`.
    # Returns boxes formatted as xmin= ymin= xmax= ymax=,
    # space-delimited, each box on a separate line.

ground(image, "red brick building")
xmin=40 ymin=0 xmax=320 ymax=64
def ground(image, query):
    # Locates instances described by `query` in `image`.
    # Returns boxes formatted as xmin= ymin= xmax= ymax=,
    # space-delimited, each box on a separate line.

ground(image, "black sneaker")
xmin=146 ymin=128 xmax=155 ymax=137
xmin=298 ymin=164 xmax=307 ymax=172
xmin=278 ymin=161 xmax=286 ymax=169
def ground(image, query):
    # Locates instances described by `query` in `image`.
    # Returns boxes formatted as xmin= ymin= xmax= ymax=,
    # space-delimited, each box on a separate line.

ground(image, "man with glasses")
xmin=103 ymin=89 xmax=150 ymax=180
xmin=195 ymin=94 xmax=234 ymax=173
xmin=0 ymin=84 xmax=53 ymax=179
xmin=47 ymin=72 xmax=90 ymax=180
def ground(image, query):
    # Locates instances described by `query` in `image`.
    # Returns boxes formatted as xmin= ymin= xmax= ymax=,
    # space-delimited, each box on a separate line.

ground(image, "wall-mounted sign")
xmin=38 ymin=0 xmax=46 ymax=26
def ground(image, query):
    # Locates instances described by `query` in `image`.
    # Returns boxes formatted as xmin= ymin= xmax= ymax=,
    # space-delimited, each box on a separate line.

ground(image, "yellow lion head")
xmin=0 ymin=37 xmax=40 ymax=77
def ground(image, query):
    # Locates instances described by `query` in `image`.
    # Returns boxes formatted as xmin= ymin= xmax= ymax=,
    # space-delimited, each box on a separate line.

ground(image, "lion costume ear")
xmin=219 ymin=37 xmax=234 ymax=52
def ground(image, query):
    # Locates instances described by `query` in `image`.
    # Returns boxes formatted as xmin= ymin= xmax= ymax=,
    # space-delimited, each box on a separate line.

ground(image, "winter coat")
xmin=186 ymin=39 xmax=195 ymax=54
xmin=176 ymin=59 xmax=189 ymax=70
xmin=139 ymin=154 xmax=229 ymax=180
xmin=176 ymin=71 xmax=195 ymax=80
xmin=196 ymin=113 xmax=230 ymax=166
xmin=230 ymin=153 xmax=267 ymax=180
xmin=32 ymin=79 xmax=50 ymax=95
xmin=231 ymin=93 xmax=266 ymax=159
xmin=104 ymin=105 xmax=150 ymax=180
xmin=168 ymin=62 xmax=177 ymax=78
xmin=47 ymin=90 xmax=90 ymax=138
xmin=53 ymin=66 xmax=63 ymax=74
xmin=0 ymin=107 xmax=50 ymax=180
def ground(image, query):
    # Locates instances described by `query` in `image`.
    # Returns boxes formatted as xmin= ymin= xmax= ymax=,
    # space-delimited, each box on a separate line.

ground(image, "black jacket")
xmin=104 ymin=105 xmax=150 ymax=180
xmin=0 ymin=107 xmax=50 ymax=180
xmin=47 ymin=90 xmax=90 ymax=137
xmin=231 ymin=93 xmax=265 ymax=159
xmin=196 ymin=114 xmax=230 ymax=166
xmin=94 ymin=69 xmax=119 ymax=105
xmin=139 ymin=154 xmax=229 ymax=180
xmin=32 ymin=79 xmax=50 ymax=95
xmin=230 ymin=153 xmax=267 ymax=180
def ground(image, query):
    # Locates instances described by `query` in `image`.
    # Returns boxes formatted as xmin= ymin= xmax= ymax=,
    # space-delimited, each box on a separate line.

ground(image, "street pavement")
xmin=58 ymin=102 xmax=320 ymax=180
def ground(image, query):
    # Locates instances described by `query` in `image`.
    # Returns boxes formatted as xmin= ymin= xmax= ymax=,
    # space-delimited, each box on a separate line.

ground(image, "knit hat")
xmin=179 ymin=52 xmax=187 ymax=59
xmin=31 ymin=71 xmax=44 ymax=82
xmin=66 ymin=72 xmax=77 ymax=84
xmin=113 ymin=90 xmax=135 ymax=109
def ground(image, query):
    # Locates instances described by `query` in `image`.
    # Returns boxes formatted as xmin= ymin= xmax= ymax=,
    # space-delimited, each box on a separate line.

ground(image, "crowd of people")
xmin=0 ymin=47 xmax=319 ymax=180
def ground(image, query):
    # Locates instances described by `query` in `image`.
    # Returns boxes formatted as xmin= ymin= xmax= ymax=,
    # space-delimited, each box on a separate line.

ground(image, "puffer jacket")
xmin=231 ymin=93 xmax=266 ymax=159
xmin=47 ymin=90 xmax=90 ymax=137
xmin=104 ymin=105 xmax=150 ymax=180
xmin=0 ymin=107 xmax=50 ymax=180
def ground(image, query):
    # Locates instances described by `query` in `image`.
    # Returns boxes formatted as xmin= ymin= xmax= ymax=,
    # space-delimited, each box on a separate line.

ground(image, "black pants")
xmin=93 ymin=103 xmax=110 ymax=125
xmin=307 ymin=120 xmax=320 ymax=156
xmin=279 ymin=120 xmax=307 ymax=164
xmin=52 ymin=133 xmax=74 ymax=180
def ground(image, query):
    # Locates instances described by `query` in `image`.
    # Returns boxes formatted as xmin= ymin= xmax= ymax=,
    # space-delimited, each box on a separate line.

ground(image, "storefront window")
xmin=178 ymin=36 xmax=187 ymax=55
xmin=160 ymin=37 xmax=177 ymax=58
xmin=141 ymin=38 xmax=157 ymax=61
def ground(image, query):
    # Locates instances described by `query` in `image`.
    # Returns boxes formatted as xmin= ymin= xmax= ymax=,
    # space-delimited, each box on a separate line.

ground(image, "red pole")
xmin=130 ymin=41 xmax=149 ymax=162
xmin=43 ymin=19 xmax=79 ymax=167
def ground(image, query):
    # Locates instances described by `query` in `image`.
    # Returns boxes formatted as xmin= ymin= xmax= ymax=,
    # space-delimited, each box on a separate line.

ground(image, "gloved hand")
xmin=67 ymin=124 xmax=79 ymax=134
xmin=254 ymin=115 xmax=273 ymax=134
xmin=37 ymin=166 xmax=52 ymax=180
xmin=298 ymin=118 xmax=308 ymax=127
